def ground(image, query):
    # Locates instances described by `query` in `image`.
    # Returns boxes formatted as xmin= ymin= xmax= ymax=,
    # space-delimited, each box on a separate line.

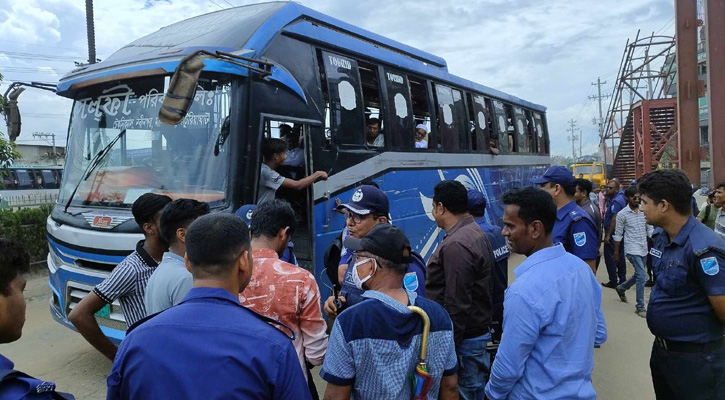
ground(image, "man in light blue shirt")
xmin=144 ymin=199 xmax=209 ymax=315
xmin=485 ymin=187 xmax=607 ymax=400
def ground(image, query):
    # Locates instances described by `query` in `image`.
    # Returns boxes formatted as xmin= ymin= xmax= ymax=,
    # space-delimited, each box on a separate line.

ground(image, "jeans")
xmin=619 ymin=254 xmax=647 ymax=311
xmin=457 ymin=333 xmax=491 ymax=400
xmin=604 ymin=240 xmax=626 ymax=284
xmin=650 ymin=340 xmax=725 ymax=399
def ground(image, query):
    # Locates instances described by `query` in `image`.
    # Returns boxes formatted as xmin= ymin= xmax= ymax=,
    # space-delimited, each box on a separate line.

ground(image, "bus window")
xmin=434 ymin=84 xmax=468 ymax=152
xmin=524 ymin=110 xmax=537 ymax=153
xmin=514 ymin=106 xmax=528 ymax=153
xmin=534 ymin=112 xmax=548 ymax=154
xmin=321 ymin=51 xmax=366 ymax=146
xmin=409 ymin=76 xmax=431 ymax=150
xmin=504 ymin=104 xmax=517 ymax=153
xmin=358 ymin=61 xmax=385 ymax=149
xmin=492 ymin=100 xmax=511 ymax=154
xmin=41 ymin=170 xmax=58 ymax=189
xmin=467 ymin=93 xmax=490 ymax=153
xmin=15 ymin=169 xmax=32 ymax=189
xmin=383 ymin=69 xmax=415 ymax=149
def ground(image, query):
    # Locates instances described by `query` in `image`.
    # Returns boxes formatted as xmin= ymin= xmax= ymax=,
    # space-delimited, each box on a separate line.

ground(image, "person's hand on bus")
xmin=314 ymin=171 xmax=328 ymax=181
xmin=324 ymin=295 xmax=346 ymax=318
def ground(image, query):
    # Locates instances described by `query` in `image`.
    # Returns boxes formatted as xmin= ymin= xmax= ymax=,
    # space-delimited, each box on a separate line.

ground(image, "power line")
xmin=0 ymin=51 xmax=82 ymax=62
xmin=221 ymin=0 xmax=235 ymax=6
xmin=0 ymin=39 xmax=79 ymax=52
xmin=209 ymin=0 xmax=225 ymax=9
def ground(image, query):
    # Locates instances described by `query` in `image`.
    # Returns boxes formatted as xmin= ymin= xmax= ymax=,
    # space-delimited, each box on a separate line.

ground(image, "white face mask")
xmin=352 ymin=258 xmax=377 ymax=290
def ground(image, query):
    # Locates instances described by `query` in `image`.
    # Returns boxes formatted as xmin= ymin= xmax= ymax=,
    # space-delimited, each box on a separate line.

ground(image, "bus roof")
xmin=59 ymin=2 xmax=545 ymax=111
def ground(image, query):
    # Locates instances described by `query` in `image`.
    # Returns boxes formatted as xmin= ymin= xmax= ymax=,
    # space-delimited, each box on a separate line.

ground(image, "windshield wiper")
xmin=64 ymin=129 xmax=126 ymax=214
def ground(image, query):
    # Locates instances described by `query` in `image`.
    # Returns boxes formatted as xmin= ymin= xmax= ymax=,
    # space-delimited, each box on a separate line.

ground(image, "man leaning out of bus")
xmin=0 ymin=239 xmax=75 ymax=399
xmin=258 ymin=138 xmax=328 ymax=205
xmin=69 ymin=193 xmax=171 ymax=361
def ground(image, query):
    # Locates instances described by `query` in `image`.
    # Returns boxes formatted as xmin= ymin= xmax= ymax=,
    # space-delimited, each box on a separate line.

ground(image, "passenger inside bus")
xmin=366 ymin=118 xmax=384 ymax=147
xmin=414 ymin=124 xmax=428 ymax=148
xmin=281 ymin=125 xmax=304 ymax=168
xmin=258 ymin=138 xmax=327 ymax=205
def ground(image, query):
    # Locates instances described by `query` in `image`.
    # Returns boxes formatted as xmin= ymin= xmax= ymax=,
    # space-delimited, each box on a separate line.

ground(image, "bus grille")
xmin=66 ymin=281 xmax=127 ymax=332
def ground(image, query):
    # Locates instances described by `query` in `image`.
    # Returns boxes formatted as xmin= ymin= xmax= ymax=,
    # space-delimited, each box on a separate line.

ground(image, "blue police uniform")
xmin=340 ymin=250 xmax=426 ymax=306
xmin=552 ymin=200 xmax=599 ymax=262
xmin=603 ymin=191 xmax=627 ymax=285
xmin=647 ymin=216 xmax=725 ymax=398
xmin=107 ymin=287 xmax=310 ymax=400
xmin=474 ymin=217 xmax=510 ymax=338
xmin=0 ymin=354 xmax=74 ymax=400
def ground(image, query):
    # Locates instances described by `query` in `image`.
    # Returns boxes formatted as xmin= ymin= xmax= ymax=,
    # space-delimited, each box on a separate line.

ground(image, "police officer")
xmin=532 ymin=166 xmax=599 ymax=273
xmin=323 ymin=185 xmax=426 ymax=318
xmin=602 ymin=179 xmax=628 ymax=288
xmin=637 ymin=169 xmax=725 ymax=399
xmin=468 ymin=188 xmax=510 ymax=341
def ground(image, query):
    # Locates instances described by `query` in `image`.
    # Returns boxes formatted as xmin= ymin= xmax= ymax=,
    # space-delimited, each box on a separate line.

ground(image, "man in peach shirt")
xmin=239 ymin=200 xmax=328 ymax=399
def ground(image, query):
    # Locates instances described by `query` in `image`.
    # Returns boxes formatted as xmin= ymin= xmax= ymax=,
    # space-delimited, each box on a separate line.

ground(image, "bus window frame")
xmin=432 ymin=83 xmax=468 ymax=153
xmin=320 ymin=50 xmax=367 ymax=148
xmin=379 ymin=66 xmax=416 ymax=150
xmin=467 ymin=92 xmax=491 ymax=153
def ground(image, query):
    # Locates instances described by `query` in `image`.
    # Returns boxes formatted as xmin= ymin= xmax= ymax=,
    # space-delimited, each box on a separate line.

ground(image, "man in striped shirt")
xmin=613 ymin=185 xmax=654 ymax=317
xmin=69 ymin=193 xmax=172 ymax=361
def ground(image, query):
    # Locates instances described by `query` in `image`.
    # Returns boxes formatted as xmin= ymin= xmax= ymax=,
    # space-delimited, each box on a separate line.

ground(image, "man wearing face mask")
xmin=323 ymin=185 xmax=426 ymax=318
xmin=321 ymin=224 xmax=459 ymax=400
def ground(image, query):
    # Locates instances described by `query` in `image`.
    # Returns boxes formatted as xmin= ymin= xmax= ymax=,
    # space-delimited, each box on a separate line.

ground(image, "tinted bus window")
xmin=514 ymin=106 xmax=528 ymax=153
xmin=16 ymin=170 xmax=32 ymax=189
xmin=492 ymin=100 xmax=510 ymax=154
xmin=321 ymin=51 xmax=365 ymax=146
xmin=410 ymin=76 xmax=431 ymax=150
xmin=468 ymin=93 xmax=490 ymax=153
xmin=524 ymin=110 xmax=537 ymax=153
xmin=534 ymin=112 xmax=548 ymax=154
xmin=434 ymin=84 xmax=467 ymax=152
xmin=383 ymin=69 xmax=415 ymax=149
xmin=41 ymin=170 xmax=58 ymax=189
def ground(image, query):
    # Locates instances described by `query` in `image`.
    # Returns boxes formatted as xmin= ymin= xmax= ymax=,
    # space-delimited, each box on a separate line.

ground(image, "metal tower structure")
xmin=601 ymin=31 xmax=678 ymax=183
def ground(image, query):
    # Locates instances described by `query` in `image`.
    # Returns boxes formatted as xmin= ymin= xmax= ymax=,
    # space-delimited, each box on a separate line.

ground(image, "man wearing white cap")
xmin=415 ymin=124 xmax=428 ymax=148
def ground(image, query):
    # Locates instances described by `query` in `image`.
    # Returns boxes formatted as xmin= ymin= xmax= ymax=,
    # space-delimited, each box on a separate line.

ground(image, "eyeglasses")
xmin=347 ymin=213 xmax=370 ymax=224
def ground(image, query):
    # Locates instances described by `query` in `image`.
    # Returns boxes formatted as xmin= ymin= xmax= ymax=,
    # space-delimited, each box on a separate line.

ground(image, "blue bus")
xmin=46 ymin=2 xmax=549 ymax=342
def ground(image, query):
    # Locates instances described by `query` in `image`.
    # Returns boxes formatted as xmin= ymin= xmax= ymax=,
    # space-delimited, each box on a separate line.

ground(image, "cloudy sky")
xmin=0 ymin=0 xmax=675 ymax=156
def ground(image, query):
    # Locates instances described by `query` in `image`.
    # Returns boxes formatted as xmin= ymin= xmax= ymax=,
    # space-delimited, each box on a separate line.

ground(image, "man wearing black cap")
xmin=532 ymin=166 xmax=599 ymax=274
xmin=321 ymin=224 xmax=458 ymax=400
xmin=69 ymin=193 xmax=172 ymax=361
xmin=324 ymin=185 xmax=426 ymax=317
xmin=427 ymin=180 xmax=494 ymax=400
xmin=468 ymin=188 xmax=509 ymax=342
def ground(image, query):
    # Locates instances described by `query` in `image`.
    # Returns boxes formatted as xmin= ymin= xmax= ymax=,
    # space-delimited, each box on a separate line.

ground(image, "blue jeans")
xmin=457 ymin=333 xmax=491 ymax=400
xmin=619 ymin=254 xmax=647 ymax=311
xmin=604 ymin=240 xmax=627 ymax=284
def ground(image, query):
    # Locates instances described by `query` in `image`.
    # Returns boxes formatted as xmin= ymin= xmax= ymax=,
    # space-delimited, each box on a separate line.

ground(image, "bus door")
xmin=258 ymin=117 xmax=320 ymax=273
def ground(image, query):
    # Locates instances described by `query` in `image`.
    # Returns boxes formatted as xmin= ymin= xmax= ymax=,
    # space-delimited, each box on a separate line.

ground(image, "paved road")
xmin=4 ymin=254 xmax=656 ymax=399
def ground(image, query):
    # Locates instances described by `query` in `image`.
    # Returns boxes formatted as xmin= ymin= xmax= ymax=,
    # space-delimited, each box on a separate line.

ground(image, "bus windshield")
xmin=58 ymin=74 xmax=233 ymax=209
xmin=573 ymin=165 xmax=603 ymax=175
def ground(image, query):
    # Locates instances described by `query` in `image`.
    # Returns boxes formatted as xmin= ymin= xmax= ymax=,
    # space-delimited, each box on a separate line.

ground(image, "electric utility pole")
xmin=32 ymin=132 xmax=57 ymax=165
xmin=589 ymin=77 xmax=611 ymax=158
xmin=86 ymin=0 xmax=97 ymax=64
xmin=567 ymin=119 xmax=578 ymax=160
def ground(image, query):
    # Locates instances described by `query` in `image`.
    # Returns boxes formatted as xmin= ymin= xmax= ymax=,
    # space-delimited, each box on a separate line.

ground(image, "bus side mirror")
xmin=159 ymin=52 xmax=207 ymax=125
xmin=3 ymin=87 xmax=25 ymax=141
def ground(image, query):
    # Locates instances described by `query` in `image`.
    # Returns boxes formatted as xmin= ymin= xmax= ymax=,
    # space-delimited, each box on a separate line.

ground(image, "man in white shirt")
xmin=366 ymin=118 xmax=384 ymax=147
xmin=415 ymin=124 xmax=428 ymax=148
xmin=613 ymin=185 xmax=654 ymax=317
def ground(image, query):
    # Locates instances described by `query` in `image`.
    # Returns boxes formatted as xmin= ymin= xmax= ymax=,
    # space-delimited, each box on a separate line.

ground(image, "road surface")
xmin=3 ymin=254 xmax=655 ymax=399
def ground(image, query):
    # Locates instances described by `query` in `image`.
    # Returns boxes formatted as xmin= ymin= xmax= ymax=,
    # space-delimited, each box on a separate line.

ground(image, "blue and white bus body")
xmin=46 ymin=2 xmax=549 ymax=342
